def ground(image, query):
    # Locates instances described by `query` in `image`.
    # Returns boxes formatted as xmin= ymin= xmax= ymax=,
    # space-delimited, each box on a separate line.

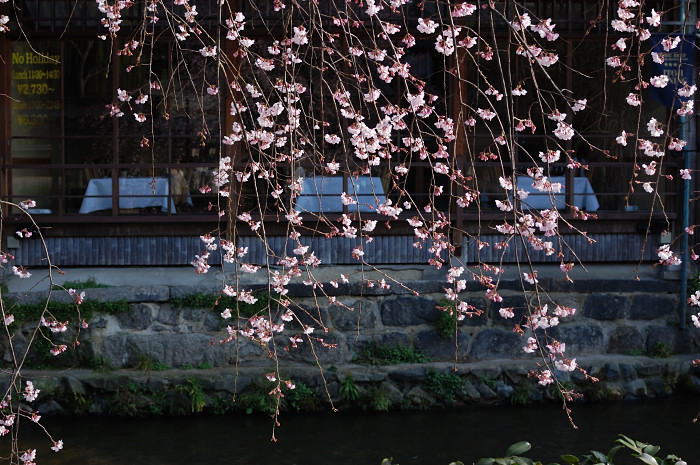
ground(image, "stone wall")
xmin=5 ymin=273 xmax=700 ymax=414
xmin=12 ymin=275 xmax=689 ymax=369
xmin=18 ymin=356 xmax=700 ymax=416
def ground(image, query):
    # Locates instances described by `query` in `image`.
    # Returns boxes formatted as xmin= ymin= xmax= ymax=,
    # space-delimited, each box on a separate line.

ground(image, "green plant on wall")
xmin=69 ymin=393 xmax=92 ymax=415
xmin=435 ymin=299 xmax=458 ymax=339
xmin=663 ymin=372 xmax=679 ymax=391
xmin=148 ymin=388 xmax=178 ymax=416
xmin=547 ymin=381 xmax=577 ymax=402
xmin=238 ymin=386 xmax=279 ymax=415
xmin=362 ymin=384 xmax=392 ymax=412
xmin=176 ymin=377 xmax=207 ymax=414
xmin=1 ymin=298 xmax=128 ymax=331
xmin=135 ymin=354 xmax=171 ymax=371
xmin=424 ymin=368 xmax=466 ymax=403
xmin=479 ymin=376 xmax=498 ymax=391
xmin=135 ymin=354 xmax=153 ymax=371
xmin=108 ymin=382 xmax=141 ymax=417
xmin=339 ymin=374 xmax=360 ymax=402
xmin=648 ymin=342 xmax=672 ymax=358
xmin=237 ymin=380 xmax=317 ymax=414
xmin=211 ymin=394 xmax=234 ymax=415
xmin=88 ymin=355 xmax=115 ymax=372
xmin=25 ymin=335 xmax=56 ymax=369
xmin=352 ymin=341 xmax=429 ymax=365
xmin=170 ymin=290 xmax=281 ymax=319
xmin=509 ymin=383 xmax=533 ymax=406
xmin=283 ymin=380 xmax=318 ymax=412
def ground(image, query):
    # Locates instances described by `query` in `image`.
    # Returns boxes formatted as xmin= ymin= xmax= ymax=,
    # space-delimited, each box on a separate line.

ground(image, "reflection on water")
xmin=20 ymin=398 xmax=700 ymax=465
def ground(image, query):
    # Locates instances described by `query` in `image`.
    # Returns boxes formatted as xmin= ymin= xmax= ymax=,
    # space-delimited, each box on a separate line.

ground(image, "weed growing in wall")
xmin=170 ymin=291 xmax=281 ymax=319
xmin=352 ymin=342 xmax=429 ymax=365
xmin=424 ymin=368 xmax=466 ymax=404
xmin=435 ymin=299 xmax=458 ymax=339
xmin=339 ymin=374 xmax=360 ymax=403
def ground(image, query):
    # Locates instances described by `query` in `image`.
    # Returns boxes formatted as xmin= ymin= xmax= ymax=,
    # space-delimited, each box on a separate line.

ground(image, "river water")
xmin=19 ymin=399 xmax=700 ymax=464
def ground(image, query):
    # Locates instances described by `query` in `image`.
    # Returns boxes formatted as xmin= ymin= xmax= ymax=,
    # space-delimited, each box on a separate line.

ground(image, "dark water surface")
xmin=21 ymin=399 xmax=700 ymax=464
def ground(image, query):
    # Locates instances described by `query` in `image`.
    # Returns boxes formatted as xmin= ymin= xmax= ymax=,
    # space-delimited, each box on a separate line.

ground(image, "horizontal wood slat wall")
xmin=11 ymin=233 xmax=662 ymax=266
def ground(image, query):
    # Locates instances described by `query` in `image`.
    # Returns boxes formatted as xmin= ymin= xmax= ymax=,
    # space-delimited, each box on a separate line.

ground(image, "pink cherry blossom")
xmin=678 ymin=83 xmax=697 ymax=97
xmin=677 ymin=100 xmax=694 ymax=116
xmin=661 ymin=36 xmax=681 ymax=51
xmin=12 ymin=266 xmax=31 ymax=279
xmin=19 ymin=199 xmax=36 ymax=209
xmin=537 ymin=370 xmax=554 ymax=386
xmin=452 ymin=3 xmax=476 ymax=17
xmin=647 ymin=118 xmax=663 ymax=137
xmin=523 ymin=337 xmax=538 ymax=353
xmin=650 ymin=75 xmax=669 ymax=88
xmin=416 ymin=18 xmax=437 ymax=34
xmin=625 ymin=93 xmax=641 ymax=106
xmin=647 ymin=9 xmax=661 ymax=27
xmin=553 ymin=122 xmax=574 ymax=140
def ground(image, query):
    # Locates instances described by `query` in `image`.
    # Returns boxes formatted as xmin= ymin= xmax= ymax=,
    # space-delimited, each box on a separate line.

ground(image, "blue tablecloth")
xmin=295 ymin=176 xmax=386 ymax=213
xmin=516 ymin=176 xmax=600 ymax=211
xmin=79 ymin=177 xmax=176 ymax=214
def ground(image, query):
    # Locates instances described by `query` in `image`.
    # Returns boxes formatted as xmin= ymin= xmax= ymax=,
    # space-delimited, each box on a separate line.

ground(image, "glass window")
xmin=5 ymin=36 xmax=221 ymax=216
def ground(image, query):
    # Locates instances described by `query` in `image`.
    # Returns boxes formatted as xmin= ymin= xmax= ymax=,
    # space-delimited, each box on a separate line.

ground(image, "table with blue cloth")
xmin=79 ymin=177 xmax=177 ymax=214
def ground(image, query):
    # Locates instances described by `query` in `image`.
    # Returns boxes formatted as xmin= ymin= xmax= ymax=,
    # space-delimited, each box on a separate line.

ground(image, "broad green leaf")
xmin=514 ymin=457 xmax=534 ymax=465
xmin=448 ymin=462 xmax=465 ymax=465
xmin=606 ymin=445 xmax=622 ymax=461
xmin=380 ymin=459 xmax=393 ymax=465
xmin=617 ymin=435 xmax=642 ymax=453
xmin=661 ymin=454 xmax=683 ymax=464
xmin=560 ymin=454 xmax=580 ymax=464
xmin=636 ymin=452 xmax=659 ymax=465
xmin=591 ymin=451 xmax=608 ymax=463
xmin=507 ymin=442 xmax=532 ymax=457
xmin=475 ymin=458 xmax=496 ymax=465
xmin=642 ymin=445 xmax=660 ymax=456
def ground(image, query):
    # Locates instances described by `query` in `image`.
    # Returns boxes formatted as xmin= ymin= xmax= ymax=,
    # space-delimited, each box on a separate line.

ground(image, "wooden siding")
xmin=11 ymin=233 xmax=662 ymax=266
